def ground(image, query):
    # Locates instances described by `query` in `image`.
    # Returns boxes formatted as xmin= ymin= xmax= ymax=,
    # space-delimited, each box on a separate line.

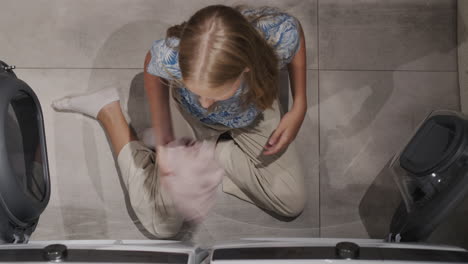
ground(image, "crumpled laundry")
xmin=158 ymin=138 xmax=225 ymax=222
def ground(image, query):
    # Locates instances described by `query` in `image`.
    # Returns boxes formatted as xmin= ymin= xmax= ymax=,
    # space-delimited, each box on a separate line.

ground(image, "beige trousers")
xmin=117 ymin=92 xmax=306 ymax=238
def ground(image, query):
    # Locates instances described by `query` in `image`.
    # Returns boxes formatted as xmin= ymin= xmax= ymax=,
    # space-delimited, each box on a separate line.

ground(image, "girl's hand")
xmin=157 ymin=138 xmax=197 ymax=176
xmin=263 ymin=107 xmax=306 ymax=156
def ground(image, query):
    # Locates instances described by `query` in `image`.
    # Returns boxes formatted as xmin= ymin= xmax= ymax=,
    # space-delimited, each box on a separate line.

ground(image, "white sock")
xmin=51 ymin=88 xmax=120 ymax=118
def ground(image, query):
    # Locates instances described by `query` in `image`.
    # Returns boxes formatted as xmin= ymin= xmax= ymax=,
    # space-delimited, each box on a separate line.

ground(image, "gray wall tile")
xmin=319 ymin=0 xmax=457 ymax=71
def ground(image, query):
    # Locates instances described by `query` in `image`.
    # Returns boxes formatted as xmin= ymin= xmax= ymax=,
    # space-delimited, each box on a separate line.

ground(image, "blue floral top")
xmin=147 ymin=7 xmax=301 ymax=128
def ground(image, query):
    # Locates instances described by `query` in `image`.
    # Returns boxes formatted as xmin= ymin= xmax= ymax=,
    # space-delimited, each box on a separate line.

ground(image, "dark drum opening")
xmin=5 ymin=92 xmax=46 ymax=202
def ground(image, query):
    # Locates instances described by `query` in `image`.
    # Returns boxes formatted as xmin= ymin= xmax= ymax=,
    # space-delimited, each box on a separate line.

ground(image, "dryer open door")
xmin=388 ymin=110 xmax=468 ymax=242
xmin=0 ymin=61 xmax=50 ymax=243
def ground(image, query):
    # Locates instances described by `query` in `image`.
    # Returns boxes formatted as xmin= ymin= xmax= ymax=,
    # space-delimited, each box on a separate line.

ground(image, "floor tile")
xmin=192 ymin=213 xmax=320 ymax=248
xmin=319 ymin=70 xmax=460 ymax=238
xmin=15 ymin=68 xmax=319 ymax=242
xmin=191 ymin=70 xmax=320 ymax=245
xmin=6 ymin=0 xmax=465 ymax=248
xmin=319 ymin=0 xmax=457 ymax=71
xmin=18 ymin=69 xmax=151 ymax=240
xmin=1 ymin=0 xmax=317 ymax=69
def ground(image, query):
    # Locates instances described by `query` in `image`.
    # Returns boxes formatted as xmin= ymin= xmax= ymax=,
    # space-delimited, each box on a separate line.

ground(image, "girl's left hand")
xmin=264 ymin=108 xmax=306 ymax=155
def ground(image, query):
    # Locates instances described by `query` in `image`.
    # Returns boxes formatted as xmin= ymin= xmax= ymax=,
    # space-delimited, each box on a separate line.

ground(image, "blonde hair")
xmin=164 ymin=5 xmax=280 ymax=110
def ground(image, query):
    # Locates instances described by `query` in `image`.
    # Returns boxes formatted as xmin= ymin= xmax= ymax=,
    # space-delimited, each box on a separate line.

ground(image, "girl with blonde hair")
xmin=53 ymin=4 xmax=307 ymax=238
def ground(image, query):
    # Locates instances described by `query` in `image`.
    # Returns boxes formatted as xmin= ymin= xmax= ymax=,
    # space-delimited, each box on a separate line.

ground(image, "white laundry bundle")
xmin=158 ymin=138 xmax=225 ymax=222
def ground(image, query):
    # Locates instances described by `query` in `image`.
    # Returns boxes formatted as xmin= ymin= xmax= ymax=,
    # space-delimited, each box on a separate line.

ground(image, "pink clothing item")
xmin=158 ymin=138 xmax=225 ymax=222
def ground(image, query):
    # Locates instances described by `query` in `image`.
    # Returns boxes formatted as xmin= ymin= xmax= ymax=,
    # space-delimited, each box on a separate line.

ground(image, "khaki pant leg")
xmin=216 ymin=101 xmax=306 ymax=217
xmin=117 ymin=141 xmax=183 ymax=238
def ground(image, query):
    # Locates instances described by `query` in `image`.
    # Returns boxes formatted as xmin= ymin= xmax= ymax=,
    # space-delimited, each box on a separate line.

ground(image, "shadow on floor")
xmin=358 ymin=159 xmax=402 ymax=239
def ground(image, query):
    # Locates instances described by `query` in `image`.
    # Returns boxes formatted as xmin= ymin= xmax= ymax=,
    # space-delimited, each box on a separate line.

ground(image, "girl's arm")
xmin=287 ymin=21 xmax=307 ymax=118
xmin=144 ymin=51 xmax=175 ymax=146
xmin=264 ymin=20 xmax=307 ymax=155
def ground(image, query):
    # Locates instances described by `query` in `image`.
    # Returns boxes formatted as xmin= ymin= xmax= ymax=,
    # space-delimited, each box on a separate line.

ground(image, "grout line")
xmin=317 ymin=69 xmax=457 ymax=73
xmin=316 ymin=0 xmax=321 ymax=238
xmin=13 ymin=67 xmax=458 ymax=73
xmin=455 ymin=1 xmax=462 ymax=110
xmin=14 ymin=68 xmax=457 ymax=73
xmin=15 ymin=67 xmax=143 ymax=70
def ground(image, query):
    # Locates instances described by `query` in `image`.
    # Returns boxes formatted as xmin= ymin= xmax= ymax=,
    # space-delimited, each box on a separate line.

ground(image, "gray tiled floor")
xmin=319 ymin=70 xmax=459 ymax=238
xmin=1 ymin=0 xmax=464 ymax=248
xmin=319 ymin=0 xmax=457 ymax=71
xmin=20 ymin=67 xmax=319 ymax=245
xmin=1 ymin=0 xmax=317 ymax=69
xmin=18 ymin=69 xmax=148 ymax=240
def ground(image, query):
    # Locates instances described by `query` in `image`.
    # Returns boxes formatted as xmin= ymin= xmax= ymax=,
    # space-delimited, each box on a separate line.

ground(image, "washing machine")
xmin=209 ymin=237 xmax=468 ymax=263
xmin=1 ymin=61 xmax=468 ymax=263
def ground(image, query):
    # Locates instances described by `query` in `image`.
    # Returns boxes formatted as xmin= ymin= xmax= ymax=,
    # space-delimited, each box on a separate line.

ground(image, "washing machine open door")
xmin=0 ymin=61 xmax=50 ymax=243
xmin=389 ymin=110 xmax=468 ymax=242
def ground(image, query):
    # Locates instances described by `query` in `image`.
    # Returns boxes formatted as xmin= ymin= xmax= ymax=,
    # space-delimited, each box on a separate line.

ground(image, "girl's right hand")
xmin=157 ymin=138 xmax=197 ymax=176
xmin=157 ymin=139 xmax=224 ymax=222
xmin=157 ymin=146 xmax=172 ymax=176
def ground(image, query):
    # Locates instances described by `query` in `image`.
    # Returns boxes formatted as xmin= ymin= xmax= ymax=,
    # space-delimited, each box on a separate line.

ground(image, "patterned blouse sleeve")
xmin=146 ymin=38 xmax=182 ymax=80
xmin=271 ymin=13 xmax=302 ymax=68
